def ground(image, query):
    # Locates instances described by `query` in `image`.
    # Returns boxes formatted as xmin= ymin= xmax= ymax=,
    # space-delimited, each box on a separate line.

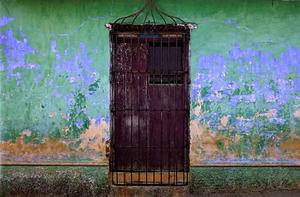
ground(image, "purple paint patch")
xmin=33 ymin=73 xmax=41 ymax=84
xmin=52 ymin=42 xmax=98 ymax=90
xmin=225 ymin=19 xmax=232 ymax=24
xmin=51 ymin=40 xmax=57 ymax=53
xmin=75 ymin=121 xmax=84 ymax=128
xmin=32 ymin=157 xmax=41 ymax=160
xmin=16 ymin=80 xmax=22 ymax=86
xmin=0 ymin=15 xmax=14 ymax=26
xmin=192 ymin=46 xmax=300 ymax=115
xmin=19 ymin=26 xmax=27 ymax=37
xmin=0 ymin=28 xmax=40 ymax=79
xmin=95 ymin=117 xmax=102 ymax=127
xmin=53 ymin=88 xmax=62 ymax=98
xmin=0 ymin=64 xmax=4 ymax=71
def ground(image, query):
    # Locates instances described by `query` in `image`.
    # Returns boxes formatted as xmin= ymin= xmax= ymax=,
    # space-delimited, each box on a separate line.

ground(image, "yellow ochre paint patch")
xmin=0 ymin=119 xmax=109 ymax=163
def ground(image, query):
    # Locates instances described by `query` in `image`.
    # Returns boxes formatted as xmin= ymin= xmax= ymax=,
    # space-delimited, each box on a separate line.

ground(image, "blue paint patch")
xmin=225 ymin=19 xmax=231 ymax=24
xmin=0 ymin=15 xmax=14 ymax=26
xmin=19 ymin=26 xmax=27 ymax=37
xmin=0 ymin=28 xmax=40 ymax=82
xmin=75 ymin=121 xmax=84 ymax=128
xmin=139 ymin=34 xmax=161 ymax=38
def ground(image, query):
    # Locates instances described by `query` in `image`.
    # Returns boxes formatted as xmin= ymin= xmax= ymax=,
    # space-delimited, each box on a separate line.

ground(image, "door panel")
xmin=110 ymin=32 xmax=190 ymax=185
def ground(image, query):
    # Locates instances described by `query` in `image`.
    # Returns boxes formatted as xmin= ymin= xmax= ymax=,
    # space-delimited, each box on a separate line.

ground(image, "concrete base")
xmin=110 ymin=185 xmax=189 ymax=197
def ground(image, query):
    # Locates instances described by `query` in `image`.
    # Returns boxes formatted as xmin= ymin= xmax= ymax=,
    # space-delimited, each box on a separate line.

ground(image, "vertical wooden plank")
xmin=115 ymin=73 xmax=124 ymax=110
xmin=139 ymin=74 xmax=147 ymax=110
xmin=149 ymin=111 xmax=161 ymax=148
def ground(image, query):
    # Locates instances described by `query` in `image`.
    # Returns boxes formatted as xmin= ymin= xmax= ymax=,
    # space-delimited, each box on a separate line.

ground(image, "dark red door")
xmin=109 ymin=25 xmax=190 ymax=185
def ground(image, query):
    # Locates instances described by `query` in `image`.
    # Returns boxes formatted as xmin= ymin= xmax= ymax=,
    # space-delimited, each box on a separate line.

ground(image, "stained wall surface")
xmin=0 ymin=0 xmax=299 ymax=164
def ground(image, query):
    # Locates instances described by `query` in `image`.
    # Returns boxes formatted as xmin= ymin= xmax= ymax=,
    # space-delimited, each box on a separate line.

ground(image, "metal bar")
xmin=111 ymin=33 xmax=116 ymax=184
xmin=181 ymin=33 xmax=189 ymax=183
xmin=122 ymin=51 xmax=126 ymax=184
xmin=155 ymin=3 xmax=167 ymax=24
xmin=160 ymin=36 xmax=163 ymax=185
xmin=174 ymin=35 xmax=178 ymax=185
xmin=130 ymin=36 xmax=133 ymax=185
xmin=152 ymin=0 xmax=186 ymax=24
xmin=181 ymin=34 xmax=186 ymax=184
xmin=145 ymin=36 xmax=149 ymax=185
xmin=152 ymin=0 xmax=178 ymax=24
xmin=143 ymin=3 xmax=150 ymax=25
xmin=152 ymin=34 xmax=155 ymax=185
xmin=168 ymin=86 xmax=171 ymax=185
xmin=176 ymin=34 xmax=185 ymax=184
xmin=184 ymin=32 xmax=190 ymax=179
xmin=114 ymin=0 xmax=149 ymax=24
xmin=137 ymin=36 xmax=141 ymax=185
xmin=169 ymin=35 xmax=174 ymax=185
xmin=121 ymin=37 xmax=127 ymax=185
xmin=109 ymin=171 xmax=189 ymax=185
xmin=114 ymin=35 xmax=123 ymax=184
xmin=150 ymin=1 xmax=156 ymax=24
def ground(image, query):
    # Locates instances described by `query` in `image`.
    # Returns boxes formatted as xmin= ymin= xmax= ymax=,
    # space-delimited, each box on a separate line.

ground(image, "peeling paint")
xmin=0 ymin=119 xmax=109 ymax=162
xmin=77 ymin=119 xmax=108 ymax=156
xmin=0 ymin=0 xmax=299 ymax=164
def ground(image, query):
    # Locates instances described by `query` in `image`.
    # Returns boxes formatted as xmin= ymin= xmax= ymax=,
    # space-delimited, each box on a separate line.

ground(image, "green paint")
xmin=67 ymin=91 xmax=90 ymax=140
xmin=216 ymin=138 xmax=225 ymax=150
xmin=0 ymin=0 xmax=299 ymax=162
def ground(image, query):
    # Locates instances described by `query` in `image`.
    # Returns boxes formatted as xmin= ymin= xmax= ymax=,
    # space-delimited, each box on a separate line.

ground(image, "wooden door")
xmin=109 ymin=25 xmax=190 ymax=185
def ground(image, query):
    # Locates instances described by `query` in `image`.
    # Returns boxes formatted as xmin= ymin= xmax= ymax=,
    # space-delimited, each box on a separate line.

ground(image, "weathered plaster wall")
xmin=0 ymin=0 xmax=299 ymax=164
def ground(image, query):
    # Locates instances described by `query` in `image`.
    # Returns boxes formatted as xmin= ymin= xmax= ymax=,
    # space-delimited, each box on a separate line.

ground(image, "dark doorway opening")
xmin=109 ymin=24 xmax=190 ymax=186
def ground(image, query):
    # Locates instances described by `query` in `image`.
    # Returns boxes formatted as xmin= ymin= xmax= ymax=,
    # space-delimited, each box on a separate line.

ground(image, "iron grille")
xmin=109 ymin=24 xmax=190 ymax=186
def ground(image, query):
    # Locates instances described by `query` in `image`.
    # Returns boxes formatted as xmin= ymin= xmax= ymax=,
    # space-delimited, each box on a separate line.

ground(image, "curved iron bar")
xmin=142 ymin=2 xmax=151 ymax=24
xmin=155 ymin=2 xmax=167 ymax=24
xmin=150 ymin=1 xmax=156 ymax=24
xmin=133 ymin=0 xmax=150 ymax=24
xmin=152 ymin=0 xmax=186 ymax=24
xmin=113 ymin=0 xmax=187 ymax=25
xmin=114 ymin=0 xmax=149 ymax=24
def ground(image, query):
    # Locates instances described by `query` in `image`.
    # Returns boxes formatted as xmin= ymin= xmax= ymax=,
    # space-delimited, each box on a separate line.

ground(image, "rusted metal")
xmin=108 ymin=172 xmax=190 ymax=185
xmin=113 ymin=0 xmax=188 ymax=25
xmin=109 ymin=24 xmax=191 ymax=186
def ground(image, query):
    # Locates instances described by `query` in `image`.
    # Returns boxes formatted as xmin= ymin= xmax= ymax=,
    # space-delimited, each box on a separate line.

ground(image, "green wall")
xmin=0 ymin=0 xmax=299 ymax=163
